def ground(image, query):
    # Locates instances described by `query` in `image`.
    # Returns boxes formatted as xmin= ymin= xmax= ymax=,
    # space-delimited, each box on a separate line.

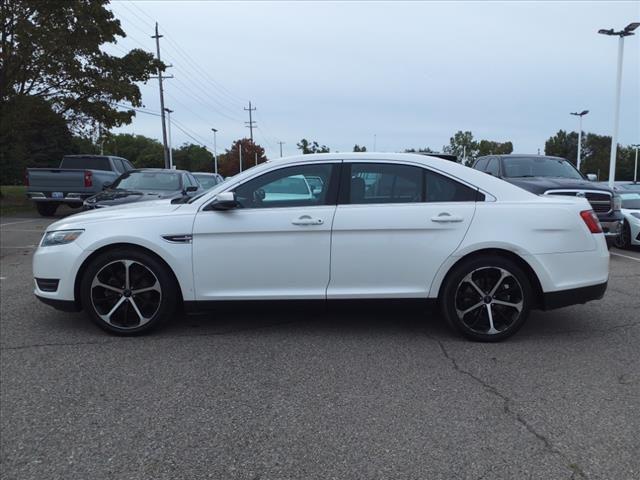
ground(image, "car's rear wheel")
xmin=36 ymin=202 xmax=59 ymax=217
xmin=440 ymin=255 xmax=532 ymax=341
xmin=80 ymin=248 xmax=177 ymax=335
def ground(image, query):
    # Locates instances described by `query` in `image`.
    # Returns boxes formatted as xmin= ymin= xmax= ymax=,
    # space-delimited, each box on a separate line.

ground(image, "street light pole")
xmin=164 ymin=108 xmax=174 ymax=169
xmin=598 ymin=22 xmax=639 ymax=188
xmin=211 ymin=128 xmax=218 ymax=174
xmin=632 ymin=144 xmax=640 ymax=184
xmin=570 ymin=110 xmax=589 ymax=172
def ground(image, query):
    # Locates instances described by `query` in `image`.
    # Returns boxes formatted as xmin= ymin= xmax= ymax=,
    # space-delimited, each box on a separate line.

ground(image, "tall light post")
xmin=598 ymin=22 xmax=639 ymax=188
xmin=164 ymin=108 xmax=174 ymax=169
xmin=570 ymin=110 xmax=589 ymax=172
xmin=632 ymin=144 xmax=640 ymax=184
xmin=211 ymin=128 xmax=218 ymax=174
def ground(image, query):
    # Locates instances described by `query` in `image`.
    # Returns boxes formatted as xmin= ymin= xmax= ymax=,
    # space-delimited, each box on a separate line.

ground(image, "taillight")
xmin=580 ymin=210 xmax=602 ymax=234
xmin=84 ymin=170 xmax=93 ymax=188
xmin=24 ymin=170 xmax=29 ymax=186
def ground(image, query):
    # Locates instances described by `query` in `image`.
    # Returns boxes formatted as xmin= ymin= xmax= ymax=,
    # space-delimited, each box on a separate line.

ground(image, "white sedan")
xmin=33 ymin=153 xmax=609 ymax=341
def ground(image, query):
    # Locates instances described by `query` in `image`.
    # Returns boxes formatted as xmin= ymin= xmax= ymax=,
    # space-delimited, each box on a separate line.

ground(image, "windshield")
xmin=193 ymin=174 xmax=219 ymax=190
xmin=113 ymin=171 xmax=182 ymax=191
xmin=502 ymin=157 xmax=584 ymax=180
xmin=620 ymin=193 xmax=640 ymax=209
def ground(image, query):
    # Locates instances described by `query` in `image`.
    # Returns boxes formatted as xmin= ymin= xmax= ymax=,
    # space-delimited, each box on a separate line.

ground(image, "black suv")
xmin=472 ymin=155 xmax=623 ymax=244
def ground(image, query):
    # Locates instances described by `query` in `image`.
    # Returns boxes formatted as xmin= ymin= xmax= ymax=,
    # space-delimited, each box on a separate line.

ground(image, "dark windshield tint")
xmin=61 ymin=156 xmax=111 ymax=171
xmin=502 ymin=157 xmax=583 ymax=180
xmin=113 ymin=171 xmax=182 ymax=191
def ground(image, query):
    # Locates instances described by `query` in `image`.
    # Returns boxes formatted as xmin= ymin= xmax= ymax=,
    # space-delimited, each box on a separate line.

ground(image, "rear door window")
xmin=485 ymin=158 xmax=500 ymax=176
xmin=348 ymin=163 xmax=424 ymax=204
xmin=473 ymin=158 xmax=488 ymax=171
xmin=425 ymin=170 xmax=478 ymax=202
xmin=60 ymin=156 xmax=112 ymax=171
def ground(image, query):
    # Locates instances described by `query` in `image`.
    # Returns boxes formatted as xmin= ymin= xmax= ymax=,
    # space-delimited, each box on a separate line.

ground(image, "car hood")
xmin=86 ymin=189 xmax=182 ymax=205
xmin=47 ymin=199 xmax=187 ymax=231
xmin=504 ymin=177 xmax=614 ymax=195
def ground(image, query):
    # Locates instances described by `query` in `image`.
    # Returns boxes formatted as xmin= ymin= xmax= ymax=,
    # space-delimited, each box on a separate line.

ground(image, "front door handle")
xmin=292 ymin=215 xmax=324 ymax=226
xmin=431 ymin=213 xmax=464 ymax=223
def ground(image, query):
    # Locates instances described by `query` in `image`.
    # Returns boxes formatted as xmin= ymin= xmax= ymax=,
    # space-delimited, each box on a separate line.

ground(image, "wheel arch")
xmin=436 ymin=248 xmax=544 ymax=308
xmin=73 ymin=242 xmax=184 ymax=309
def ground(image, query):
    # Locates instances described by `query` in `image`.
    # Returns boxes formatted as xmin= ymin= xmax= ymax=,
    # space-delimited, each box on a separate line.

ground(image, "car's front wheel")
xmin=613 ymin=220 xmax=631 ymax=249
xmin=80 ymin=248 xmax=178 ymax=335
xmin=440 ymin=255 xmax=533 ymax=341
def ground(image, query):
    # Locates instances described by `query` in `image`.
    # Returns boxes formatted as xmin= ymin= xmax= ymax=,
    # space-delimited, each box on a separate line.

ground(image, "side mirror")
xmin=586 ymin=173 xmax=597 ymax=182
xmin=206 ymin=191 xmax=238 ymax=211
xmin=185 ymin=185 xmax=198 ymax=193
xmin=102 ymin=182 xmax=112 ymax=190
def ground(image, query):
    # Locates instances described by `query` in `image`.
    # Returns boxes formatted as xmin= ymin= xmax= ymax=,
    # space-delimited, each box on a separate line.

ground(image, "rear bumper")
xmin=541 ymin=281 xmax=607 ymax=310
xmin=28 ymin=192 xmax=91 ymax=203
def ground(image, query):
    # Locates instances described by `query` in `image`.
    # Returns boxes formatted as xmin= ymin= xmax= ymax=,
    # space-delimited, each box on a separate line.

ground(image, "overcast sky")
xmin=108 ymin=1 xmax=639 ymax=158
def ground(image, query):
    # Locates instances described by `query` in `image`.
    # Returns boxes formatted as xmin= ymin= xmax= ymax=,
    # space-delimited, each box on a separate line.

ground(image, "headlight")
xmin=631 ymin=212 xmax=640 ymax=220
xmin=613 ymin=195 xmax=622 ymax=211
xmin=41 ymin=229 xmax=84 ymax=247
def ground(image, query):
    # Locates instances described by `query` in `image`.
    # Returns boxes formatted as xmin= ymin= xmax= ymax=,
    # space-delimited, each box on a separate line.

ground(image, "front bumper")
xmin=32 ymin=241 xmax=89 ymax=307
xmin=599 ymin=211 xmax=623 ymax=238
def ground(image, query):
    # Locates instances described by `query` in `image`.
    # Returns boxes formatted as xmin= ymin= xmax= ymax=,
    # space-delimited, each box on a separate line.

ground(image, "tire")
xmin=440 ymin=255 xmax=533 ymax=342
xmin=36 ymin=202 xmax=59 ymax=217
xmin=613 ymin=221 xmax=631 ymax=250
xmin=80 ymin=248 xmax=178 ymax=335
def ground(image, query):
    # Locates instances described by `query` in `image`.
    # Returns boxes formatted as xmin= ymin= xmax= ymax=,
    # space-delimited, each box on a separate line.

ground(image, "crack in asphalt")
xmin=0 ymin=319 xmax=304 ymax=352
xmin=433 ymin=338 xmax=588 ymax=480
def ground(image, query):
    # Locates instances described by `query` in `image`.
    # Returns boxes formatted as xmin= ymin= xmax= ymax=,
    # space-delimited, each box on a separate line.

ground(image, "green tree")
xmin=172 ymin=143 xmax=214 ymax=172
xmin=477 ymin=140 xmax=513 ymax=157
xmin=0 ymin=96 xmax=73 ymax=184
xmin=296 ymin=138 xmax=330 ymax=154
xmin=404 ymin=147 xmax=434 ymax=154
xmin=443 ymin=131 xmax=478 ymax=164
xmin=544 ymin=130 xmax=581 ymax=166
xmin=101 ymin=133 xmax=163 ymax=168
xmin=219 ymin=139 xmax=267 ymax=177
xmin=0 ymin=0 xmax=161 ymax=132
xmin=353 ymin=144 xmax=367 ymax=152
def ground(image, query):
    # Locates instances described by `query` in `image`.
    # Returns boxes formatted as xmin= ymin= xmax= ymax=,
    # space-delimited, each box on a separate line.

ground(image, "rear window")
xmin=61 ymin=156 xmax=111 ymax=171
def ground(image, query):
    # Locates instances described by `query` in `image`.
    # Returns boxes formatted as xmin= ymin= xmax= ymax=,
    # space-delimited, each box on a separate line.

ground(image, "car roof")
xmin=477 ymin=154 xmax=567 ymax=161
xmin=130 ymin=168 xmax=189 ymax=174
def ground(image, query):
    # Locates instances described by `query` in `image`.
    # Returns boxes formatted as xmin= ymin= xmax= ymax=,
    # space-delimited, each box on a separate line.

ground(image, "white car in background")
xmin=614 ymin=192 xmax=640 ymax=248
xmin=33 ymin=153 xmax=609 ymax=341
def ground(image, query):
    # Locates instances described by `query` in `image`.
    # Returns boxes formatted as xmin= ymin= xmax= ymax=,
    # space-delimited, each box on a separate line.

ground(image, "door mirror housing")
xmin=586 ymin=173 xmax=597 ymax=182
xmin=206 ymin=191 xmax=238 ymax=210
xmin=185 ymin=185 xmax=198 ymax=193
xmin=102 ymin=182 xmax=112 ymax=190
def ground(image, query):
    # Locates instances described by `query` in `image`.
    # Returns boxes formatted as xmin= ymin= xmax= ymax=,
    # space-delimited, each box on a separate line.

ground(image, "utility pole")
xmin=255 ymin=152 xmax=258 ymax=166
xmin=152 ymin=22 xmax=173 ymax=169
xmin=239 ymin=143 xmax=243 ymax=173
xmin=244 ymin=101 xmax=256 ymax=141
xmin=632 ymin=144 xmax=640 ymax=184
xmin=278 ymin=141 xmax=285 ymax=158
xmin=211 ymin=128 xmax=218 ymax=174
xmin=164 ymin=108 xmax=174 ymax=169
xmin=570 ymin=110 xmax=589 ymax=172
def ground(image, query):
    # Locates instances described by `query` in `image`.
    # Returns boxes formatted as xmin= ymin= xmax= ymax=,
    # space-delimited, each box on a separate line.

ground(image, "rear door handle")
xmin=431 ymin=213 xmax=464 ymax=223
xmin=292 ymin=215 xmax=324 ymax=226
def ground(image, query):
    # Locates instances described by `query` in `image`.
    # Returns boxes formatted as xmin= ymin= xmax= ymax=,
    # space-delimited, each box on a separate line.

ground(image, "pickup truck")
xmin=472 ymin=154 xmax=623 ymax=245
xmin=26 ymin=155 xmax=135 ymax=216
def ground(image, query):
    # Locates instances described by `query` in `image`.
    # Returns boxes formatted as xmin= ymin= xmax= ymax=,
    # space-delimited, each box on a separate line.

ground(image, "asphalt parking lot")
xmin=1 ymin=210 xmax=639 ymax=480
